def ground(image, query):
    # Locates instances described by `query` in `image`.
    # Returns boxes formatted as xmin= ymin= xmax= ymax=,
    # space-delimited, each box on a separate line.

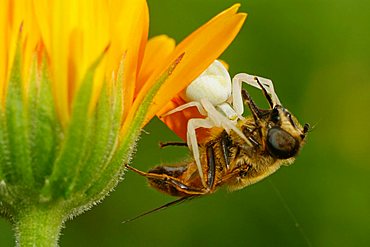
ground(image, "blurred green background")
xmin=1 ymin=0 xmax=369 ymax=246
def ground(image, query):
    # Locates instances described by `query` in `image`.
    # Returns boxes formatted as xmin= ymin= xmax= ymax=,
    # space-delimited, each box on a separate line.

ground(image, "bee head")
xmin=265 ymin=105 xmax=309 ymax=159
xmin=242 ymin=80 xmax=309 ymax=160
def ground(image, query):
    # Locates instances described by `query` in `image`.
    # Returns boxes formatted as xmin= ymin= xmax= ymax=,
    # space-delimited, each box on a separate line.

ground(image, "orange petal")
xmin=121 ymin=4 xmax=246 ymax=137
xmin=135 ymin=3 xmax=150 ymax=80
xmin=143 ymin=4 xmax=246 ymax=125
xmin=0 ymin=0 xmax=24 ymax=105
xmin=91 ymin=0 xmax=149 ymax=115
xmin=159 ymin=97 xmax=210 ymax=142
xmin=33 ymin=0 xmax=148 ymax=125
xmin=0 ymin=0 xmax=11 ymax=105
xmin=21 ymin=0 xmax=42 ymax=96
xmin=136 ymin=35 xmax=176 ymax=97
xmin=108 ymin=0 xmax=148 ymax=121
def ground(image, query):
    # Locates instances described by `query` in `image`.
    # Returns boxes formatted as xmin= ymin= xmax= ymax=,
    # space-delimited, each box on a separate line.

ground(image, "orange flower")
xmin=0 ymin=0 xmax=149 ymax=125
xmin=0 ymin=1 xmax=246 ymax=245
xmin=123 ymin=4 xmax=246 ymax=138
xmin=0 ymin=1 xmax=245 ymax=141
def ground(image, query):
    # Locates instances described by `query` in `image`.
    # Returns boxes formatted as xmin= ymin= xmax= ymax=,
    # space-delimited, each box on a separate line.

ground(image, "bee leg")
xmin=241 ymin=89 xmax=264 ymax=121
xmin=220 ymin=131 xmax=232 ymax=169
xmin=125 ymin=164 xmax=150 ymax=176
xmin=125 ymin=165 xmax=208 ymax=196
xmin=254 ymin=77 xmax=274 ymax=108
xmin=206 ymin=145 xmax=216 ymax=189
xmin=159 ymin=142 xmax=187 ymax=148
xmin=126 ymin=164 xmax=178 ymax=182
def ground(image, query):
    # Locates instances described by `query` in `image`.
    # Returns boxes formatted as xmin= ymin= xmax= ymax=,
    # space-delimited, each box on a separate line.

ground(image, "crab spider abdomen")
xmin=180 ymin=60 xmax=231 ymax=105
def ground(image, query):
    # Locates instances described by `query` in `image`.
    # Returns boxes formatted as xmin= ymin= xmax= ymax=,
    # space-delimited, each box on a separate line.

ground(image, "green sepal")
xmin=2 ymin=43 xmax=33 ymax=192
xmin=0 ymin=105 xmax=7 ymax=182
xmin=70 ymin=81 xmax=124 ymax=196
xmin=84 ymin=53 xmax=185 ymax=202
xmin=42 ymin=53 xmax=105 ymax=200
xmin=27 ymin=56 xmax=61 ymax=190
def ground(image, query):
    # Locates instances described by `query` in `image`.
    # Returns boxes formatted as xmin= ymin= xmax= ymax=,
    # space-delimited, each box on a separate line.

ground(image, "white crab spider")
xmin=163 ymin=60 xmax=281 ymax=188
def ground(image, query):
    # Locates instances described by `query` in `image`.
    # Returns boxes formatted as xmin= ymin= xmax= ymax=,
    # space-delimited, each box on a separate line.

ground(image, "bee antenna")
xmin=254 ymin=77 xmax=274 ymax=108
xmin=242 ymin=89 xmax=263 ymax=121
xmin=303 ymin=123 xmax=310 ymax=134
xmin=122 ymin=196 xmax=196 ymax=224
xmin=305 ymin=122 xmax=319 ymax=134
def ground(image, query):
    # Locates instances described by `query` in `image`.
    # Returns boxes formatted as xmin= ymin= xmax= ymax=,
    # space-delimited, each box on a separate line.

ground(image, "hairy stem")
xmin=14 ymin=204 xmax=65 ymax=247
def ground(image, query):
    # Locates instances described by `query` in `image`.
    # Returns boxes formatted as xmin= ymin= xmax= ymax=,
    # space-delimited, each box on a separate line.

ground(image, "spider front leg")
xmin=186 ymin=117 xmax=214 ymax=188
xmin=162 ymin=99 xmax=250 ymax=188
xmin=161 ymin=100 xmax=214 ymax=189
xmin=161 ymin=101 xmax=207 ymax=117
xmin=232 ymin=73 xmax=281 ymax=114
xmin=200 ymin=99 xmax=250 ymax=146
xmin=186 ymin=99 xmax=252 ymax=188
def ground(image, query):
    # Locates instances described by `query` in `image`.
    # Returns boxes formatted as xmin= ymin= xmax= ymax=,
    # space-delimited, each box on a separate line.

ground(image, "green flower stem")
xmin=14 ymin=204 xmax=64 ymax=247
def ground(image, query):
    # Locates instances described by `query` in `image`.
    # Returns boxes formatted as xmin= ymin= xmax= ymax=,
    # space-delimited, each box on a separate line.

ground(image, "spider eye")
xmin=266 ymin=127 xmax=299 ymax=159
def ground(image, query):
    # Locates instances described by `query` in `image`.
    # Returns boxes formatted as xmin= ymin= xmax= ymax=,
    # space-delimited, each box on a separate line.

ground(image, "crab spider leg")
xmin=200 ymin=99 xmax=250 ymax=144
xmin=236 ymin=74 xmax=276 ymax=100
xmin=161 ymin=101 xmax=208 ymax=117
xmin=254 ymin=76 xmax=281 ymax=106
xmin=187 ymin=118 xmax=214 ymax=188
xmin=161 ymin=99 xmax=245 ymax=188
xmin=186 ymin=99 xmax=253 ymax=188
xmin=232 ymin=73 xmax=281 ymax=115
xmin=254 ymin=77 xmax=274 ymax=108
xmin=232 ymin=74 xmax=246 ymax=116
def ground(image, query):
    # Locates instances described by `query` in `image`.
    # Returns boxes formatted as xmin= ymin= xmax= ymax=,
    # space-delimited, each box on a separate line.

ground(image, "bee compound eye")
xmin=266 ymin=127 xmax=299 ymax=159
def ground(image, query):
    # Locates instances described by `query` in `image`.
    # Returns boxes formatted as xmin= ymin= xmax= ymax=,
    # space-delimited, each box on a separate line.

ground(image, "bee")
xmin=126 ymin=77 xmax=309 ymax=198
